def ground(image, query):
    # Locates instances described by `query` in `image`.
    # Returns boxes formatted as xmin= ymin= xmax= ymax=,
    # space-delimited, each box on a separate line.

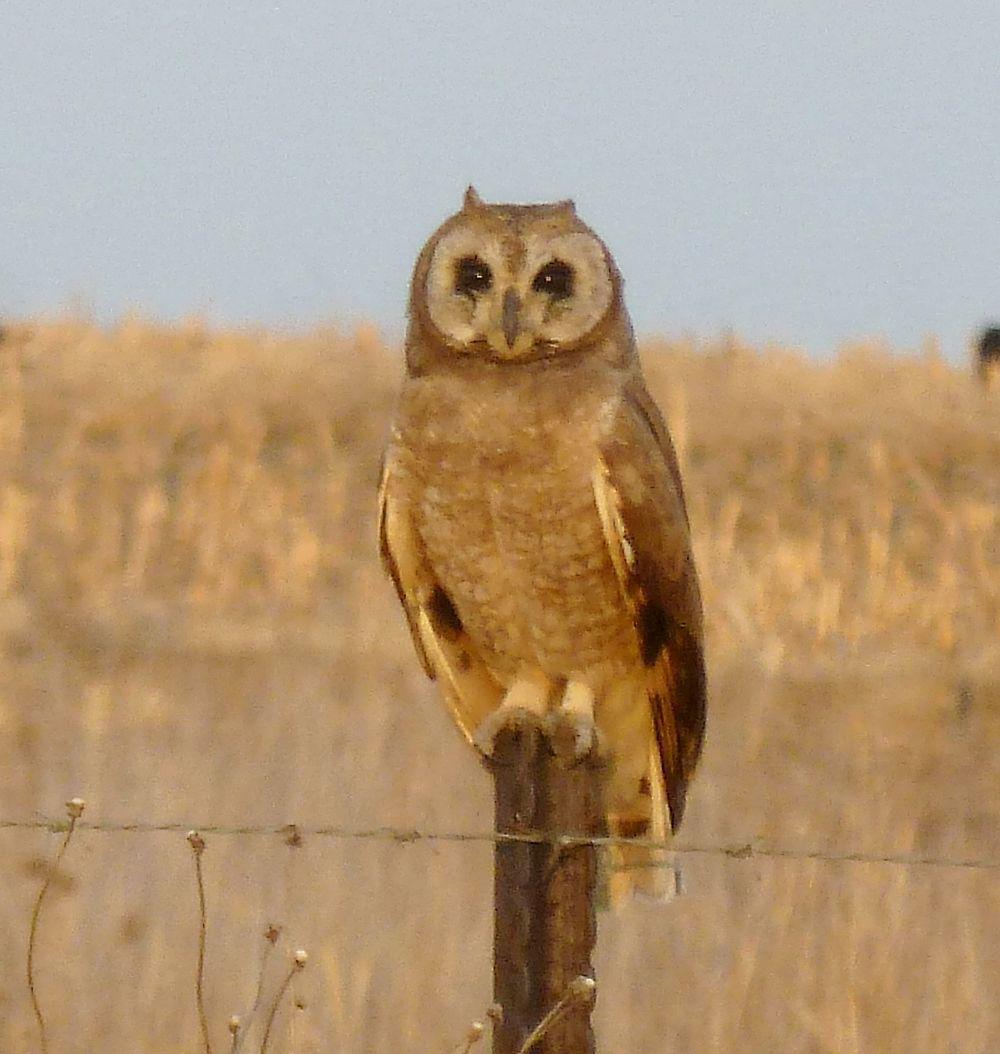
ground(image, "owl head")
xmin=407 ymin=187 xmax=631 ymax=370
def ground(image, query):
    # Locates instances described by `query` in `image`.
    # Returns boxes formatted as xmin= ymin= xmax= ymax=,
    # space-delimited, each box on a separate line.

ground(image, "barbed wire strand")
xmin=1 ymin=816 xmax=997 ymax=872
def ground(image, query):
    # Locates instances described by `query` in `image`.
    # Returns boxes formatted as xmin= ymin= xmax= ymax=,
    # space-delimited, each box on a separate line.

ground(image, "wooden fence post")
xmin=489 ymin=720 xmax=604 ymax=1054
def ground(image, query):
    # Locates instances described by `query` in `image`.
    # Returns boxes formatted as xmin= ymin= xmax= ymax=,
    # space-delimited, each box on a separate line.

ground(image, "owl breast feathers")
xmin=379 ymin=188 xmax=706 ymax=901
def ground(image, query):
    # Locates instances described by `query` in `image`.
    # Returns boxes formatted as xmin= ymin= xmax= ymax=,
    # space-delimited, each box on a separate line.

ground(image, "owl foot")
xmin=474 ymin=705 xmax=545 ymax=757
xmin=545 ymin=708 xmax=605 ymax=762
xmin=548 ymin=679 xmax=604 ymax=761
xmin=475 ymin=671 xmax=551 ymax=757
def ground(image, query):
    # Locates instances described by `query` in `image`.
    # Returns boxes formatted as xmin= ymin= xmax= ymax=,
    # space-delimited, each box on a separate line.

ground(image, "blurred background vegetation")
xmin=0 ymin=320 xmax=997 ymax=1052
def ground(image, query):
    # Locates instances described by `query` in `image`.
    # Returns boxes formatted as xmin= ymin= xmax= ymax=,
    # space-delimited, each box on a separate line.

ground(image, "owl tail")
xmin=598 ymin=678 xmax=679 ymax=908
xmin=601 ymin=815 xmax=678 ymax=908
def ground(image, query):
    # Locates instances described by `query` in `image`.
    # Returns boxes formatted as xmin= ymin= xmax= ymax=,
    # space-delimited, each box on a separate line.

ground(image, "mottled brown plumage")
xmin=379 ymin=188 xmax=706 ymax=899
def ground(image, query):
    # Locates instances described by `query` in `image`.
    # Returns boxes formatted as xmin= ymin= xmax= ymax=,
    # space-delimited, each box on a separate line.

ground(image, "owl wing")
xmin=378 ymin=452 xmax=503 ymax=745
xmin=592 ymin=380 xmax=707 ymax=830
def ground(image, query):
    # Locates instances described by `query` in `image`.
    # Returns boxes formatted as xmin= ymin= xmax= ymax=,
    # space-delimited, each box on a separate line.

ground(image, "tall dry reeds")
xmin=0 ymin=319 xmax=995 ymax=674
xmin=1 ymin=318 xmax=997 ymax=1052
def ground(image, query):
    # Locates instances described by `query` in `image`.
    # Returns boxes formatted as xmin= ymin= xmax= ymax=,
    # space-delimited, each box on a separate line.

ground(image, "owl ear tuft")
xmin=462 ymin=186 xmax=485 ymax=211
xmin=554 ymin=198 xmax=577 ymax=215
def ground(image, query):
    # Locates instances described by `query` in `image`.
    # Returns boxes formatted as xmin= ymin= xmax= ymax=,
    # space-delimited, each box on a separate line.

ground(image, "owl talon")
xmin=474 ymin=706 xmax=545 ymax=757
xmin=545 ymin=709 xmax=605 ymax=762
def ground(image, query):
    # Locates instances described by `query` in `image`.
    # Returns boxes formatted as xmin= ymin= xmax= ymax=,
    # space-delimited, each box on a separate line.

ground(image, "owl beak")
xmin=502 ymin=289 xmax=521 ymax=349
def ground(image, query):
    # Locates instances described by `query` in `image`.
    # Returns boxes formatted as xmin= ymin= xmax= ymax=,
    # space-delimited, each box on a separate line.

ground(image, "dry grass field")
xmin=0 ymin=319 xmax=997 ymax=1052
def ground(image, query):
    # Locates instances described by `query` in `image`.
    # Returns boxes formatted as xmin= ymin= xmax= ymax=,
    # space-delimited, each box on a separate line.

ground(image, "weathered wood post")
xmin=489 ymin=720 xmax=604 ymax=1054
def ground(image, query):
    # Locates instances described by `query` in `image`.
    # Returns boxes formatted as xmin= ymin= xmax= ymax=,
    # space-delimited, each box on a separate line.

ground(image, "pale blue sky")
xmin=3 ymin=2 xmax=998 ymax=357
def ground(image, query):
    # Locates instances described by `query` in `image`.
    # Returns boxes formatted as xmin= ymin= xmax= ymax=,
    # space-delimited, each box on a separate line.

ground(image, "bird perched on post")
xmin=379 ymin=188 xmax=706 ymax=899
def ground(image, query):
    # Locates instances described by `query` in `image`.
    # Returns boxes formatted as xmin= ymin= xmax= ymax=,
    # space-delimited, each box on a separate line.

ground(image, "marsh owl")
xmin=379 ymin=188 xmax=706 ymax=899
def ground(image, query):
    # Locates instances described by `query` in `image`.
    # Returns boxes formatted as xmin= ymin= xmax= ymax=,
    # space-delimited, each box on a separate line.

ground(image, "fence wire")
xmin=1 ymin=814 xmax=997 ymax=873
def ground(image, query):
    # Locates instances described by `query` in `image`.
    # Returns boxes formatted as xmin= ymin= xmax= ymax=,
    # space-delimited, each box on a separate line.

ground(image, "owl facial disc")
xmin=419 ymin=195 xmax=617 ymax=361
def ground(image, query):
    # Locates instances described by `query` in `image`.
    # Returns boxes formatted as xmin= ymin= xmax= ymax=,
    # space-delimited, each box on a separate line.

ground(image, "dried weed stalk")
xmin=446 ymin=1004 xmax=500 ymax=1054
xmin=187 ymin=830 xmax=213 ymax=1054
xmin=447 ymin=1021 xmax=484 ymax=1054
xmin=515 ymin=976 xmax=597 ymax=1054
xmin=26 ymin=797 xmax=85 ymax=1054
xmin=232 ymin=924 xmax=282 ymax=1054
xmin=259 ymin=949 xmax=308 ymax=1054
xmin=227 ymin=1015 xmax=241 ymax=1054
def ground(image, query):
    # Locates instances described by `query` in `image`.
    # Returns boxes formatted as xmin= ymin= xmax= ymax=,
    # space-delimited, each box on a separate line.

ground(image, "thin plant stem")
xmin=27 ymin=798 xmax=85 ymax=1054
xmin=233 ymin=924 xmax=281 ymax=1054
xmin=447 ymin=1021 xmax=485 ymax=1054
xmin=259 ymin=951 xmax=306 ymax=1054
xmin=187 ymin=831 xmax=213 ymax=1054
xmin=515 ymin=977 xmax=596 ymax=1054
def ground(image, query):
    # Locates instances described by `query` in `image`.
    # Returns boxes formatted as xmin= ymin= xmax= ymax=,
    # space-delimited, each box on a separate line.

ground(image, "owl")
xmin=378 ymin=187 xmax=706 ymax=899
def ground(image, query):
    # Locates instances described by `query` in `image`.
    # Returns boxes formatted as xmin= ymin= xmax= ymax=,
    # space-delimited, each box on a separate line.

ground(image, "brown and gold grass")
xmin=0 ymin=319 xmax=997 ymax=1052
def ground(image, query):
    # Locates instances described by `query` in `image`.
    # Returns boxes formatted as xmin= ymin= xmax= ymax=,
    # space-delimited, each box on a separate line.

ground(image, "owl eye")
xmin=532 ymin=259 xmax=574 ymax=300
xmin=454 ymin=256 xmax=492 ymax=296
